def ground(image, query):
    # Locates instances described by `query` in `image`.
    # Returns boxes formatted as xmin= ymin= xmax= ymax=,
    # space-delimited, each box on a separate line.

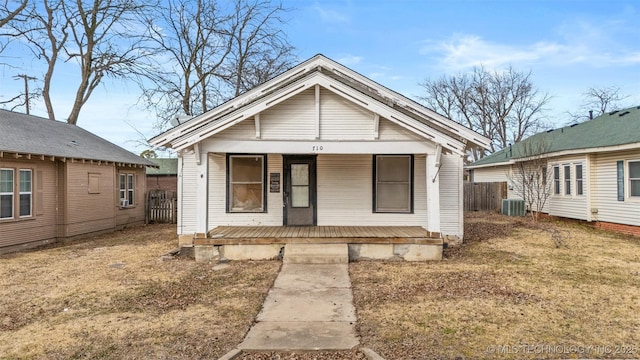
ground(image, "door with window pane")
xmin=283 ymin=155 xmax=316 ymax=225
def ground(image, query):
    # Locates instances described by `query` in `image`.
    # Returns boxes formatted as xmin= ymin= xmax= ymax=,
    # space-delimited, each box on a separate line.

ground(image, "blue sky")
xmin=1 ymin=0 xmax=639 ymax=153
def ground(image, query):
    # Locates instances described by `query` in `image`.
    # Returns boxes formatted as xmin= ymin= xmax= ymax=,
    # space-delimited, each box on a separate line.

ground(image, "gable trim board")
xmin=151 ymin=55 xmax=489 ymax=251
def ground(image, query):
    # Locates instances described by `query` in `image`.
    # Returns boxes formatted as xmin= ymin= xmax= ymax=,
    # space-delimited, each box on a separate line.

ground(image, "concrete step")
xmin=283 ymin=243 xmax=349 ymax=264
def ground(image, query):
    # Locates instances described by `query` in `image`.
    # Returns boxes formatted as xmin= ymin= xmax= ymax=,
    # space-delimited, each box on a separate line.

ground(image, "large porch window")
xmin=227 ymin=154 xmax=266 ymax=212
xmin=373 ymin=155 xmax=413 ymax=213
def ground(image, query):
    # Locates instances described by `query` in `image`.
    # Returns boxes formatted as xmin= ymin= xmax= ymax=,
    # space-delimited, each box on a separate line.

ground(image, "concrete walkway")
xmin=238 ymin=260 xmax=359 ymax=350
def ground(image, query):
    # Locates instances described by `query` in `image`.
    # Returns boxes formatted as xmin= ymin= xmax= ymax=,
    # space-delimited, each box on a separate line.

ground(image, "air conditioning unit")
xmin=120 ymin=199 xmax=128 ymax=207
xmin=502 ymin=199 xmax=525 ymax=216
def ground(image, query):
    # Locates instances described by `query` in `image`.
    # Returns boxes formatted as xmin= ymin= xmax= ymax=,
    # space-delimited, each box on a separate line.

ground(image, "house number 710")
xmin=312 ymin=145 xmax=324 ymax=151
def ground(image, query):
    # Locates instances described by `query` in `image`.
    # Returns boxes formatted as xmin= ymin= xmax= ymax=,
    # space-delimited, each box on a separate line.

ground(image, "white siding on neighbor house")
xmin=547 ymin=155 xmax=589 ymax=220
xmin=472 ymin=166 xmax=510 ymax=183
xmin=260 ymin=88 xmax=316 ymax=139
xmin=591 ymin=149 xmax=640 ymax=226
xmin=208 ymin=153 xmax=283 ymax=226
xmin=316 ymin=154 xmax=428 ymax=226
xmin=439 ymin=154 xmax=463 ymax=238
xmin=178 ymin=153 xmax=198 ymax=234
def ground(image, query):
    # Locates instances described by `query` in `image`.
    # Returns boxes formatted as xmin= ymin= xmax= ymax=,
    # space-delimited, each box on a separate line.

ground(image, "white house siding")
xmin=316 ymin=154 xmax=428 ymax=226
xmin=591 ymin=149 xmax=640 ymax=226
xmin=177 ymin=153 xmax=198 ymax=234
xmin=440 ymin=154 xmax=463 ymax=238
xmin=547 ymin=155 xmax=589 ymax=220
xmin=319 ymin=88 xmax=374 ymax=140
xmin=260 ymin=88 xmax=316 ymax=139
xmin=208 ymin=153 xmax=283 ymax=226
xmin=472 ymin=166 xmax=509 ymax=183
xmin=378 ymin=118 xmax=423 ymax=141
xmin=214 ymin=118 xmax=255 ymax=139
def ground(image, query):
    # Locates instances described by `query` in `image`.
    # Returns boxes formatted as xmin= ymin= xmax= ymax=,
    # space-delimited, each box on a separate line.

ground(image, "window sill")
xmin=0 ymin=216 xmax=36 ymax=223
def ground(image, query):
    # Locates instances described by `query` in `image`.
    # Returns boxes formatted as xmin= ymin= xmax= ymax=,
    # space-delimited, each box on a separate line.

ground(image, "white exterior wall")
xmin=319 ymin=88 xmax=374 ymax=140
xmin=316 ymin=154 xmax=427 ymax=226
xmin=260 ymin=88 xmax=316 ymax=139
xmin=547 ymin=155 xmax=589 ymax=220
xmin=472 ymin=166 xmax=509 ymax=183
xmin=208 ymin=153 xmax=283 ymax=226
xmin=177 ymin=152 xmax=198 ymax=234
xmin=440 ymin=154 xmax=463 ymax=238
xmin=591 ymin=149 xmax=640 ymax=226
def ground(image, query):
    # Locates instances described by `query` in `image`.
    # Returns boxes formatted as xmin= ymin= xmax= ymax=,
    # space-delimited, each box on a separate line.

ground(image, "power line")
xmin=13 ymin=74 xmax=37 ymax=115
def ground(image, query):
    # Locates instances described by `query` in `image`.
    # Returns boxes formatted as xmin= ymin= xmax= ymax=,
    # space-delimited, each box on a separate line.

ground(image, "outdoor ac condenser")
xmin=501 ymin=199 xmax=525 ymax=216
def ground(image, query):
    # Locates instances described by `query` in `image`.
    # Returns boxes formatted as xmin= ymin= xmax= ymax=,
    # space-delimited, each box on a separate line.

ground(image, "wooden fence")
xmin=146 ymin=190 xmax=177 ymax=224
xmin=464 ymin=182 xmax=507 ymax=212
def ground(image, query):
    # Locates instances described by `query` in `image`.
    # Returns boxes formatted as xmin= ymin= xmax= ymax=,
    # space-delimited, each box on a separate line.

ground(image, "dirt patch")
xmin=0 ymin=225 xmax=281 ymax=359
xmin=352 ymin=213 xmax=640 ymax=359
xmin=238 ymin=350 xmax=366 ymax=359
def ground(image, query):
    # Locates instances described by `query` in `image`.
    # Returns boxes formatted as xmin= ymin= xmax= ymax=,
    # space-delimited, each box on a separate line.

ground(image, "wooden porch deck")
xmin=194 ymin=226 xmax=442 ymax=245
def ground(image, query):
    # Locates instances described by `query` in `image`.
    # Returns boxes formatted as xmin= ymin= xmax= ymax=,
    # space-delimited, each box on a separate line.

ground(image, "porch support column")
xmin=426 ymin=151 xmax=441 ymax=234
xmin=194 ymin=143 xmax=208 ymax=235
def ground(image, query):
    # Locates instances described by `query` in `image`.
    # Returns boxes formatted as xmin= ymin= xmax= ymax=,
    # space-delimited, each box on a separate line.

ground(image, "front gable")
xmin=213 ymin=87 xmax=423 ymax=142
xmin=150 ymin=55 xmax=490 ymax=155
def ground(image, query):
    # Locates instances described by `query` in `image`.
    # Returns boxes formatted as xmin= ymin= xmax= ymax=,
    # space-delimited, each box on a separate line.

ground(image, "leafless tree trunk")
xmin=137 ymin=0 xmax=295 ymax=129
xmin=507 ymin=138 xmax=553 ymax=222
xmin=419 ymin=66 xmax=550 ymax=161
xmin=5 ymin=0 xmax=152 ymax=124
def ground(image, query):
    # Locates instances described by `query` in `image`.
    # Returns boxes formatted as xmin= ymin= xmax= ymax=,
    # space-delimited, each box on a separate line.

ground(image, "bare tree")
xmin=567 ymin=86 xmax=629 ymax=124
xmin=418 ymin=66 xmax=551 ymax=161
xmin=223 ymin=0 xmax=295 ymax=97
xmin=137 ymin=0 xmax=295 ymax=129
xmin=0 ymin=0 xmax=26 ymax=29
xmin=6 ymin=0 xmax=153 ymax=124
xmin=137 ymin=0 xmax=231 ymax=124
xmin=508 ymin=137 xmax=553 ymax=222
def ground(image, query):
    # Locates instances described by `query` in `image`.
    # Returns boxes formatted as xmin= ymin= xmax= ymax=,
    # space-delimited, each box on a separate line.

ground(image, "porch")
xmin=193 ymin=226 xmax=442 ymax=245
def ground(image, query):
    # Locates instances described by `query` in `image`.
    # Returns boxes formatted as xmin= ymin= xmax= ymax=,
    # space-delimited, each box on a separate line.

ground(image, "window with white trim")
xmin=119 ymin=173 xmax=135 ymax=207
xmin=575 ymin=164 xmax=583 ymax=196
xmin=553 ymin=166 xmax=560 ymax=195
xmin=19 ymin=169 xmax=32 ymax=217
xmin=0 ymin=168 xmax=33 ymax=219
xmin=630 ymin=160 xmax=640 ymax=197
xmin=564 ymin=165 xmax=571 ymax=195
xmin=227 ymin=154 xmax=266 ymax=212
xmin=0 ymin=168 xmax=14 ymax=219
xmin=373 ymin=155 xmax=413 ymax=213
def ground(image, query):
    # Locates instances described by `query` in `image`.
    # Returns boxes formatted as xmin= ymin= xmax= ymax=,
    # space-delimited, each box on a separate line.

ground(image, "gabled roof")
xmin=469 ymin=105 xmax=640 ymax=168
xmin=149 ymin=54 xmax=490 ymax=155
xmin=147 ymin=158 xmax=178 ymax=175
xmin=0 ymin=109 xmax=156 ymax=167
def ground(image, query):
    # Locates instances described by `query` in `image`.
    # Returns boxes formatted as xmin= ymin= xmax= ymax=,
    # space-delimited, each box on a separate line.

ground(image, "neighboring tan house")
xmin=149 ymin=54 xmax=490 ymax=259
xmin=147 ymin=158 xmax=178 ymax=192
xmin=467 ymin=105 xmax=640 ymax=236
xmin=0 ymin=110 xmax=156 ymax=253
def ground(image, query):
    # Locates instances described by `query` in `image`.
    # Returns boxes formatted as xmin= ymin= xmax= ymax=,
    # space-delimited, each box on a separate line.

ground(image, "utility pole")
xmin=13 ymin=74 xmax=37 ymax=114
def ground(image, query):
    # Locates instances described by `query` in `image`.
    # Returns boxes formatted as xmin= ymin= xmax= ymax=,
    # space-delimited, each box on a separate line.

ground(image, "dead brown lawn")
xmin=0 ymin=225 xmax=280 ymax=360
xmin=351 ymin=213 xmax=640 ymax=360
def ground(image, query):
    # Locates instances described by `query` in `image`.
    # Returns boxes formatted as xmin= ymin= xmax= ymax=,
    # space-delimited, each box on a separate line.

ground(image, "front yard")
xmin=351 ymin=212 xmax=640 ymax=359
xmin=1 ymin=215 xmax=639 ymax=359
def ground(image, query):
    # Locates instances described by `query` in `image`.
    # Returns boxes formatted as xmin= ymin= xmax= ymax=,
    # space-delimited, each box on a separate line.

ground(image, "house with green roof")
xmin=467 ymin=105 xmax=640 ymax=235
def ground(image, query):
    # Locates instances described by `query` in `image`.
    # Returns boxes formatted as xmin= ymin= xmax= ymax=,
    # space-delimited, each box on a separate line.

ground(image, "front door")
xmin=283 ymin=155 xmax=316 ymax=226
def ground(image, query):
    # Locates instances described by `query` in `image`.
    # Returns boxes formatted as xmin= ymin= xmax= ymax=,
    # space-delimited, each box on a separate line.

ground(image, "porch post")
xmin=426 ymin=153 xmax=441 ymax=234
xmin=194 ymin=144 xmax=208 ymax=235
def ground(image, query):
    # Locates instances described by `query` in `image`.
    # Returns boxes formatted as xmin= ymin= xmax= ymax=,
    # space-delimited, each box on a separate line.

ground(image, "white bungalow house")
xmin=467 ymin=105 xmax=640 ymax=236
xmin=149 ymin=55 xmax=490 ymax=260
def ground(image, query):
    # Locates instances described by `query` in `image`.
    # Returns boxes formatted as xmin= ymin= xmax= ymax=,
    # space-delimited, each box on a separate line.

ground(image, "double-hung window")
xmin=1 ymin=168 xmax=32 ymax=219
xmin=575 ymin=164 xmax=583 ymax=196
xmin=373 ymin=155 xmax=413 ymax=213
xmin=19 ymin=170 xmax=32 ymax=217
xmin=564 ymin=165 xmax=571 ymax=195
xmin=0 ymin=169 xmax=14 ymax=219
xmin=630 ymin=161 xmax=640 ymax=197
xmin=553 ymin=166 xmax=560 ymax=195
xmin=119 ymin=173 xmax=135 ymax=207
xmin=228 ymin=154 xmax=266 ymax=212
